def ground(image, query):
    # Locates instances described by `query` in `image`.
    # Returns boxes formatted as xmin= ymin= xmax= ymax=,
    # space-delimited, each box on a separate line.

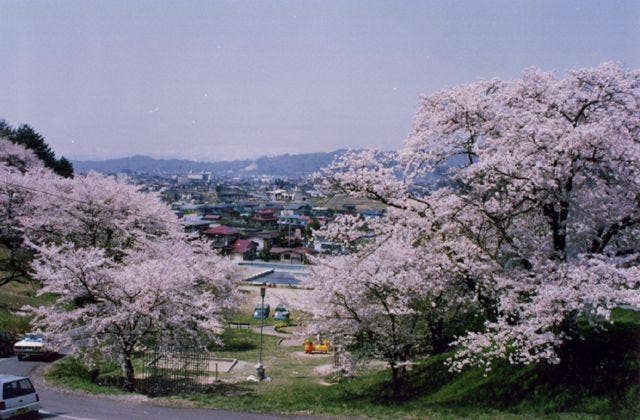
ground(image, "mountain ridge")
xmin=72 ymin=150 xmax=347 ymax=177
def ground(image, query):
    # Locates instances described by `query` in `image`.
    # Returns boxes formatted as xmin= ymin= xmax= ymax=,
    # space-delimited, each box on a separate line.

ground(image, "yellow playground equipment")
xmin=304 ymin=339 xmax=331 ymax=354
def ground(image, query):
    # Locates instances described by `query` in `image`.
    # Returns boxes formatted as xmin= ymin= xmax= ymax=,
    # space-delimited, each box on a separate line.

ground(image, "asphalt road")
xmin=0 ymin=355 xmax=301 ymax=420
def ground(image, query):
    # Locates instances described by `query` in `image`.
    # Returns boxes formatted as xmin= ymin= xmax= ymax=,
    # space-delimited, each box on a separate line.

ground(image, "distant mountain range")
xmin=72 ymin=150 xmax=347 ymax=178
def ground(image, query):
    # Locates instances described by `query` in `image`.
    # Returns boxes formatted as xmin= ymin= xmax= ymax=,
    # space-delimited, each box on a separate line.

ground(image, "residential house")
xmin=277 ymin=211 xmax=306 ymax=244
xmin=285 ymin=203 xmax=312 ymax=215
xmin=230 ymin=239 xmax=258 ymax=261
xmin=269 ymin=247 xmax=314 ymax=264
xmin=245 ymin=231 xmax=279 ymax=251
xmin=216 ymin=186 xmax=250 ymax=202
xmin=268 ymin=189 xmax=295 ymax=201
xmin=313 ymin=239 xmax=345 ymax=255
xmin=181 ymin=215 xmax=212 ymax=233
xmin=251 ymin=209 xmax=278 ymax=228
xmin=359 ymin=209 xmax=384 ymax=220
xmin=204 ymin=225 xmax=240 ymax=254
xmin=341 ymin=204 xmax=357 ymax=215
xmin=311 ymin=207 xmax=330 ymax=217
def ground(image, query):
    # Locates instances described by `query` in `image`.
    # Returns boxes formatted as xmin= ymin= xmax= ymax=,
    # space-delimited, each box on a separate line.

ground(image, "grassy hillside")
xmin=0 ymin=281 xmax=56 ymax=335
xmin=47 ymin=308 xmax=640 ymax=418
xmin=0 ymin=244 xmax=56 ymax=335
xmin=181 ymin=308 xmax=639 ymax=418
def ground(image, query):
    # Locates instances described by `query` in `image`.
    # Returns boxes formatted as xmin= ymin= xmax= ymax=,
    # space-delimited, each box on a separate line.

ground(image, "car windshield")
xmin=23 ymin=334 xmax=44 ymax=342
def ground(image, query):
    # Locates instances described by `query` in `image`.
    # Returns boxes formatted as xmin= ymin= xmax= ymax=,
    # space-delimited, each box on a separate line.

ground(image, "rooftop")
xmin=231 ymin=239 xmax=256 ymax=253
xmin=204 ymin=225 xmax=239 ymax=236
xmin=270 ymin=246 xmax=314 ymax=255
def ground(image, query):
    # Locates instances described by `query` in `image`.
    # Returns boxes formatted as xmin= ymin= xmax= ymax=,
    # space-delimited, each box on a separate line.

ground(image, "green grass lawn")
xmin=47 ymin=329 xmax=283 ymax=393
xmin=208 ymin=328 xmax=280 ymax=360
xmin=227 ymin=312 xmax=278 ymax=328
xmin=46 ymin=308 xmax=640 ymax=418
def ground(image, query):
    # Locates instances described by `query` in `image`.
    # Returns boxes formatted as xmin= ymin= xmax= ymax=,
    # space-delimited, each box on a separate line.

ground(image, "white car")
xmin=13 ymin=333 xmax=56 ymax=361
xmin=0 ymin=375 xmax=40 ymax=419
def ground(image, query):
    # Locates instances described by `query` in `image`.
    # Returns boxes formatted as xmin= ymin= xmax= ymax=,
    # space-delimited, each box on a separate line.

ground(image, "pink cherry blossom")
xmin=1 ymin=139 xmax=240 ymax=390
xmin=310 ymin=62 xmax=640 ymax=378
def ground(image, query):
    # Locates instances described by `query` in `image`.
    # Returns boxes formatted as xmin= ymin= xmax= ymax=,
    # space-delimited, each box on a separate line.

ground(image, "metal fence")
xmin=140 ymin=347 xmax=219 ymax=395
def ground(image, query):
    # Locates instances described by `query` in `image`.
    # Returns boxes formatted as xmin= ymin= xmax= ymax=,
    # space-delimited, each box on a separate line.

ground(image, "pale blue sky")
xmin=1 ymin=0 xmax=638 ymax=160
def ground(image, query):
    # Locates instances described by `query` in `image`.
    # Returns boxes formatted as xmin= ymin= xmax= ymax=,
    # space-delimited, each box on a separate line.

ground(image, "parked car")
xmin=0 ymin=375 xmax=40 ymax=419
xmin=13 ymin=333 xmax=56 ymax=361
xmin=0 ymin=332 xmax=14 ymax=358
xmin=273 ymin=306 xmax=290 ymax=322
xmin=253 ymin=304 xmax=271 ymax=319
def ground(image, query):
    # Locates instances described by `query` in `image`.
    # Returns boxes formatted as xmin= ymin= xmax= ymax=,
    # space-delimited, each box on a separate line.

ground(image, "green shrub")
xmin=274 ymin=322 xmax=291 ymax=333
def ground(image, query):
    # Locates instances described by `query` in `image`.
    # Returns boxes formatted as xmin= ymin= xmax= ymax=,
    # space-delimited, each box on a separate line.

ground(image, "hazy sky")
xmin=1 ymin=1 xmax=639 ymax=161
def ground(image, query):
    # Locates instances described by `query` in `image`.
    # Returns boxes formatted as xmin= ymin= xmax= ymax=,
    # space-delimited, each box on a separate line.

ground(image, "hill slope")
xmin=72 ymin=150 xmax=347 ymax=177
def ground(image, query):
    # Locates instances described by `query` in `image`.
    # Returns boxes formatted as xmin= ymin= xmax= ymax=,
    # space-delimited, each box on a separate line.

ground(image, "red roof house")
xmin=204 ymin=225 xmax=240 ymax=252
xmin=231 ymin=239 xmax=258 ymax=260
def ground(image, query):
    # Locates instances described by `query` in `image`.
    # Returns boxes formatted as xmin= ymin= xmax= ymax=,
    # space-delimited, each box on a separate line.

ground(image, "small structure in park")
xmin=304 ymin=339 xmax=331 ymax=354
xmin=140 ymin=347 xmax=236 ymax=395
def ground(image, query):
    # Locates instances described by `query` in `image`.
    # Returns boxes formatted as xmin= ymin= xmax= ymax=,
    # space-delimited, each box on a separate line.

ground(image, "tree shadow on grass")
xmin=206 ymin=329 xmax=263 ymax=353
xmin=135 ymin=377 xmax=254 ymax=398
xmin=367 ymin=314 xmax=640 ymax=416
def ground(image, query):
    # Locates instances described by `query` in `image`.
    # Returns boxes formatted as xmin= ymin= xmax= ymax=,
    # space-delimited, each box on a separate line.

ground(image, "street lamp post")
xmin=256 ymin=285 xmax=266 ymax=381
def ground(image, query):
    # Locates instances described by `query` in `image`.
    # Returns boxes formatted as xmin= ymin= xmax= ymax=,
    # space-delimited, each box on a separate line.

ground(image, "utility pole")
xmin=256 ymin=285 xmax=266 ymax=381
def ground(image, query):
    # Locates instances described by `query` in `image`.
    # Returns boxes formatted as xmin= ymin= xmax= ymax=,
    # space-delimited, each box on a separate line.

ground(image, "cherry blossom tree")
xmin=308 ymin=224 xmax=480 ymax=397
xmin=406 ymin=62 xmax=640 ymax=371
xmin=0 ymin=139 xmax=53 ymax=286
xmin=0 ymin=138 xmax=45 ymax=173
xmin=0 ymin=141 xmax=240 ymax=390
xmin=30 ymin=238 xmax=238 ymax=390
xmin=19 ymin=171 xmax=240 ymax=390
xmin=307 ymin=202 xmax=486 ymax=396
xmin=313 ymin=62 xmax=640 ymax=378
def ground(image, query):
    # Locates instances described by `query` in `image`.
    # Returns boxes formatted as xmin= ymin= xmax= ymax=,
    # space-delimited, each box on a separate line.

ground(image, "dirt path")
xmin=252 ymin=325 xmax=305 ymax=347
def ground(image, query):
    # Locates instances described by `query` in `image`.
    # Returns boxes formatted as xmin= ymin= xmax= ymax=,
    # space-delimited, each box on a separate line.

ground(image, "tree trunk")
xmin=390 ymin=362 xmax=405 ymax=400
xmin=88 ymin=368 xmax=99 ymax=383
xmin=544 ymin=201 xmax=569 ymax=261
xmin=122 ymin=355 xmax=135 ymax=391
xmin=430 ymin=320 xmax=449 ymax=354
